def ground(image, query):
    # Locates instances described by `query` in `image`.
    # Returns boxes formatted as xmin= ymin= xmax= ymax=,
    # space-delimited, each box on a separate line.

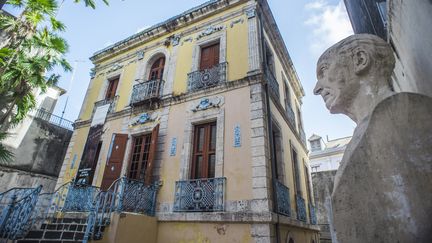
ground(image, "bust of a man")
xmin=314 ymin=34 xmax=432 ymax=243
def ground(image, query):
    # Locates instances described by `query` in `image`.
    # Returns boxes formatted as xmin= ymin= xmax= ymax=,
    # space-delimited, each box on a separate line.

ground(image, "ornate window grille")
xmin=266 ymin=70 xmax=280 ymax=99
xmin=93 ymin=95 xmax=119 ymax=115
xmin=187 ymin=62 xmax=227 ymax=92
xmin=275 ymin=180 xmax=291 ymax=217
xmin=63 ymin=184 xmax=100 ymax=212
xmin=309 ymin=202 xmax=317 ymax=225
xmin=119 ymin=178 xmax=158 ymax=216
xmin=173 ymin=177 xmax=226 ymax=212
xmin=285 ymin=104 xmax=296 ymax=129
xmin=296 ymin=194 xmax=307 ymax=221
xmin=130 ymin=79 xmax=165 ymax=106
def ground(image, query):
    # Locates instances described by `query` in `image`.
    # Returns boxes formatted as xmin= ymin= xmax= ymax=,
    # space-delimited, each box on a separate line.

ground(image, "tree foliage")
xmin=0 ymin=0 xmax=108 ymax=162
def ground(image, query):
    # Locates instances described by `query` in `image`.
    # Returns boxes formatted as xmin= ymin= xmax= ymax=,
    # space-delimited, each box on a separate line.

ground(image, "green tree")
xmin=0 ymin=0 xmax=108 ymax=162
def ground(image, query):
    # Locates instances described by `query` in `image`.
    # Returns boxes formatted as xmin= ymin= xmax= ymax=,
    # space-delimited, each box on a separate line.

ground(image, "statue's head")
xmin=313 ymin=34 xmax=395 ymax=116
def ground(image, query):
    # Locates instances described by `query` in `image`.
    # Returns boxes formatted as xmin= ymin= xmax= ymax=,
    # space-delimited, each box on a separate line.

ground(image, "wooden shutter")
xmin=199 ymin=43 xmax=220 ymax=70
xmin=191 ymin=122 xmax=216 ymax=179
xmin=105 ymin=78 xmax=119 ymax=100
xmin=101 ymin=134 xmax=128 ymax=191
xmin=144 ymin=124 xmax=160 ymax=185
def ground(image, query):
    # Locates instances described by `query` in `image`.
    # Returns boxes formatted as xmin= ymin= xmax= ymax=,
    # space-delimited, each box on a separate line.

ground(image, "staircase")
xmin=16 ymin=217 xmax=103 ymax=243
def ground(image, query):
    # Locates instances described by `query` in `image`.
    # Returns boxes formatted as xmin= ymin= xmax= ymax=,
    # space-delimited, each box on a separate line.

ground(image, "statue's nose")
xmin=313 ymin=82 xmax=323 ymax=95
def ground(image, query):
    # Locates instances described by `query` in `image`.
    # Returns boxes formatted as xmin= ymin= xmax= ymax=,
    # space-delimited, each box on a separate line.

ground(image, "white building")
xmin=308 ymin=134 xmax=351 ymax=173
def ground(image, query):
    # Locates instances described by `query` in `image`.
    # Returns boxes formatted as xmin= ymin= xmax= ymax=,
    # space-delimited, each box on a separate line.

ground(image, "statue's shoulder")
xmin=373 ymin=92 xmax=432 ymax=116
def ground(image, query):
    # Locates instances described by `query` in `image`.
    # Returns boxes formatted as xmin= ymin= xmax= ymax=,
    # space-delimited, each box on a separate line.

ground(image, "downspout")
xmin=256 ymin=1 xmax=281 ymax=242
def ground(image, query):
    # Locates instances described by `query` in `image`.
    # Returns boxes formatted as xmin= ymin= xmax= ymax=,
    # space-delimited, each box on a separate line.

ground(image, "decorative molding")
xmin=245 ymin=8 xmax=256 ymax=19
xmin=196 ymin=26 xmax=224 ymax=40
xmin=234 ymin=124 xmax=241 ymax=147
xmin=230 ymin=18 xmax=244 ymax=28
xmin=89 ymin=68 xmax=96 ymax=79
xmin=192 ymin=97 xmax=222 ymax=112
xmin=129 ymin=112 xmax=156 ymax=127
xmin=182 ymin=37 xmax=193 ymax=45
xmin=170 ymin=137 xmax=177 ymax=156
xmin=137 ymin=50 xmax=145 ymax=60
xmin=108 ymin=62 xmax=123 ymax=73
xmin=170 ymin=34 xmax=181 ymax=46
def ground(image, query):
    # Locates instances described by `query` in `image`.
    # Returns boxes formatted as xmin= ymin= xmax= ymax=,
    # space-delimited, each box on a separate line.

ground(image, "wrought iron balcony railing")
xmin=296 ymin=194 xmax=307 ymax=222
xmin=299 ymin=127 xmax=306 ymax=147
xmin=93 ymin=95 xmax=118 ymax=115
xmin=187 ymin=62 xmax=227 ymax=92
xmin=309 ymin=202 xmax=317 ymax=225
xmin=285 ymin=105 xmax=296 ymax=129
xmin=63 ymin=184 xmax=100 ymax=212
xmin=266 ymin=70 xmax=280 ymax=99
xmin=34 ymin=109 xmax=74 ymax=131
xmin=174 ymin=177 xmax=226 ymax=212
xmin=275 ymin=180 xmax=291 ymax=217
xmin=130 ymin=79 xmax=164 ymax=106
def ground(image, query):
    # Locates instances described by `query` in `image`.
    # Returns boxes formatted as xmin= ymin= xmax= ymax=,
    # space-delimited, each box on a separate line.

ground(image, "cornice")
xmin=90 ymin=0 xmax=248 ymax=63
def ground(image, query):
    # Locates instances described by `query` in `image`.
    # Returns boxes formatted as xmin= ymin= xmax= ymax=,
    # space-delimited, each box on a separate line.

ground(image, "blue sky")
xmin=6 ymin=0 xmax=355 ymax=141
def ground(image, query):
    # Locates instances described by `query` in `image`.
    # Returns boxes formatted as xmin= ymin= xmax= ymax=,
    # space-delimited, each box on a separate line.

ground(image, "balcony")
xmin=275 ymin=180 xmax=291 ymax=217
xmin=296 ymin=194 xmax=307 ymax=221
xmin=187 ymin=62 xmax=227 ymax=92
xmin=173 ymin=177 xmax=226 ymax=212
xmin=34 ymin=109 xmax=74 ymax=131
xmin=285 ymin=105 xmax=296 ymax=129
xmin=309 ymin=202 xmax=317 ymax=225
xmin=299 ymin=127 xmax=306 ymax=147
xmin=130 ymin=79 xmax=164 ymax=106
xmin=266 ymin=70 xmax=280 ymax=99
xmin=93 ymin=96 xmax=118 ymax=115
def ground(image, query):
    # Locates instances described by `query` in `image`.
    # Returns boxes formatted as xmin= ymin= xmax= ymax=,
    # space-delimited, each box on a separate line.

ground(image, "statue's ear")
xmin=353 ymin=48 xmax=370 ymax=75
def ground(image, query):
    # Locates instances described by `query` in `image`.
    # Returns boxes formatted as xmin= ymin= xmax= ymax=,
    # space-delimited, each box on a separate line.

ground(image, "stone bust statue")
xmin=314 ymin=34 xmax=432 ymax=243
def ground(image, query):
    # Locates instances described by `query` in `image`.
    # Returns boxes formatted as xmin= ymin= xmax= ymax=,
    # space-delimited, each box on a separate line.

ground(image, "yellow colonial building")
xmin=55 ymin=0 xmax=320 ymax=242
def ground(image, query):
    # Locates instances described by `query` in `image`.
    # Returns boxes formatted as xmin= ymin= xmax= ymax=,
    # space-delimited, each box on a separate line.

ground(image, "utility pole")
xmin=60 ymin=60 xmax=85 ymax=123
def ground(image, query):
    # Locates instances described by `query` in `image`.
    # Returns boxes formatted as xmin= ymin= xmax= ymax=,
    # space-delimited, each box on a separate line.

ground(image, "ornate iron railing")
xmin=187 ymin=62 xmax=227 ymax=92
xmin=173 ymin=177 xmax=226 ymax=212
xmin=0 ymin=186 xmax=42 ymax=240
xmin=63 ymin=184 xmax=100 ymax=212
xmin=130 ymin=79 xmax=164 ymax=106
xmin=309 ymin=203 xmax=317 ymax=225
xmin=296 ymin=194 xmax=307 ymax=222
xmin=285 ymin=105 xmax=296 ymax=129
xmin=84 ymin=177 xmax=159 ymax=242
xmin=93 ymin=95 xmax=118 ymax=115
xmin=266 ymin=70 xmax=280 ymax=99
xmin=275 ymin=180 xmax=291 ymax=217
xmin=34 ymin=109 xmax=74 ymax=131
xmin=299 ymin=127 xmax=306 ymax=147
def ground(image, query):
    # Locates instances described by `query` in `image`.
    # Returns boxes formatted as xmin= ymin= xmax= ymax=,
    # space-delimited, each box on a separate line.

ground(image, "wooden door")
xmin=148 ymin=57 xmax=165 ymax=80
xmin=101 ymin=134 xmax=128 ymax=191
xmin=145 ymin=124 xmax=159 ymax=185
xmin=191 ymin=122 xmax=216 ymax=179
xmin=200 ymin=43 xmax=220 ymax=70
xmin=105 ymin=77 xmax=119 ymax=100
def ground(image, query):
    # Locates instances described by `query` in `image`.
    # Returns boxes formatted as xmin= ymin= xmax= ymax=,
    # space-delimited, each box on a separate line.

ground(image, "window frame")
xmin=191 ymin=122 xmax=217 ymax=179
xmin=105 ymin=76 xmax=119 ymax=100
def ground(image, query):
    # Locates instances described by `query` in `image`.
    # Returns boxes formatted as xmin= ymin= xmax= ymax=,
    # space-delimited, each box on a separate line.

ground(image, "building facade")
xmin=0 ymin=86 xmax=73 ymax=193
xmin=54 ymin=0 xmax=318 ymax=242
xmin=344 ymin=0 xmax=432 ymax=96
xmin=308 ymin=135 xmax=351 ymax=243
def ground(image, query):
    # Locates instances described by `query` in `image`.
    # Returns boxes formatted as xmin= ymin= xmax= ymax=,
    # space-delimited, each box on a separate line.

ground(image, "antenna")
xmin=61 ymin=60 xmax=86 ymax=122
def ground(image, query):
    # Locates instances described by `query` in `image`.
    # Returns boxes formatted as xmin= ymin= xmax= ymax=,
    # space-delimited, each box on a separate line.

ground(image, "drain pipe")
xmin=256 ymin=2 xmax=281 ymax=242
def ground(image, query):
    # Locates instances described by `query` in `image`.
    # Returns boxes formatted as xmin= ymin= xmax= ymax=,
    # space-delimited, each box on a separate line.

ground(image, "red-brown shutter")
xmin=144 ymin=124 xmax=160 ymax=185
xmin=105 ymin=78 xmax=119 ymax=100
xmin=101 ymin=134 xmax=128 ymax=191
xmin=199 ymin=43 xmax=220 ymax=70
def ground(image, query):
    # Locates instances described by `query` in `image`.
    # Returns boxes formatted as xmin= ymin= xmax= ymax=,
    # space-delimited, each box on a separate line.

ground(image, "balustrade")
xmin=173 ymin=177 xmax=226 ymax=212
xmin=187 ymin=63 xmax=227 ymax=92
xmin=130 ymin=79 xmax=164 ymax=106
xmin=275 ymin=180 xmax=291 ymax=217
xmin=296 ymin=194 xmax=307 ymax=221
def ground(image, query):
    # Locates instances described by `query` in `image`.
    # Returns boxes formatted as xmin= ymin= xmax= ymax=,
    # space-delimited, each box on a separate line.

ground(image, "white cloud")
xmin=305 ymin=0 xmax=353 ymax=55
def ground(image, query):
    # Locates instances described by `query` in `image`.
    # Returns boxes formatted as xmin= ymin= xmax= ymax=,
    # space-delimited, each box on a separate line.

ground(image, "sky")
xmin=6 ymin=0 xmax=355 ymax=142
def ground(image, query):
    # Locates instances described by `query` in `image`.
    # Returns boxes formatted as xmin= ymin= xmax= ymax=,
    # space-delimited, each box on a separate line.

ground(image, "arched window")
xmin=148 ymin=57 xmax=165 ymax=80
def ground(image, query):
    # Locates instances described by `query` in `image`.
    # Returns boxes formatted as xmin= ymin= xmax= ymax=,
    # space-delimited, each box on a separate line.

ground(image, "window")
xmin=310 ymin=140 xmax=321 ymax=152
xmin=304 ymin=163 xmax=313 ymax=205
xmin=200 ymin=42 xmax=220 ymax=70
xmin=265 ymin=42 xmax=275 ymax=75
xmin=149 ymin=57 xmax=165 ymax=80
xmin=105 ymin=77 xmax=119 ymax=100
xmin=376 ymin=1 xmax=387 ymax=27
xmin=296 ymin=106 xmax=303 ymax=131
xmin=127 ymin=134 xmax=152 ymax=180
xmin=283 ymin=80 xmax=292 ymax=110
xmin=291 ymin=147 xmax=301 ymax=195
xmin=191 ymin=122 xmax=217 ymax=179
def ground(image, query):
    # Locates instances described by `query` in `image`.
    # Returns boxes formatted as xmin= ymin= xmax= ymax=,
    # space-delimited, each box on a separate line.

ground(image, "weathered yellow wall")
xmin=96 ymin=213 xmax=158 ymax=243
xmin=157 ymin=222 xmax=252 ymax=243
xmin=116 ymin=62 xmax=137 ymax=111
xmin=60 ymin=126 xmax=90 ymax=184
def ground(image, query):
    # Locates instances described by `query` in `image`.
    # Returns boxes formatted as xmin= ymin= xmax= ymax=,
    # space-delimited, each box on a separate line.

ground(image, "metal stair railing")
xmin=0 ymin=186 xmax=42 ymax=241
xmin=84 ymin=177 xmax=160 ymax=242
